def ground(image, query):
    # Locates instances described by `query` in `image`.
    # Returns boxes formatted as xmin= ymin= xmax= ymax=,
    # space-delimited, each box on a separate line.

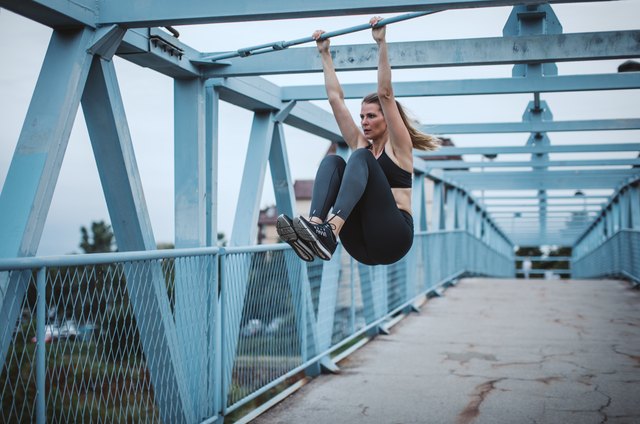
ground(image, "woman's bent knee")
xmin=320 ymin=154 xmax=346 ymax=170
xmin=348 ymin=147 xmax=375 ymax=162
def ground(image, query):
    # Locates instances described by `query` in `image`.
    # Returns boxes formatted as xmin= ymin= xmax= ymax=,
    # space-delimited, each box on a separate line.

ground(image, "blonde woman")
xmin=277 ymin=16 xmax=439 ymax=265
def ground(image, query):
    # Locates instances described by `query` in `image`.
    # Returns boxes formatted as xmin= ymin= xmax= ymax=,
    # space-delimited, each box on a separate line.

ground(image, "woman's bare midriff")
xmin=392 ymin=187 xmax=412 ymax=215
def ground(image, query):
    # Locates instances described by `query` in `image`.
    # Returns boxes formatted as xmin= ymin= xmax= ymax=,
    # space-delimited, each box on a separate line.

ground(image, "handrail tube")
xmin=200 ymin=11 xmax=435 ymax=62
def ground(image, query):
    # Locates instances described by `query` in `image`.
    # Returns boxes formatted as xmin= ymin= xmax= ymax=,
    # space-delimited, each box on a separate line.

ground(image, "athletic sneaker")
xmin=276 ymin=214 xmax=315 ymax=262
xmin=293 ymin=216 xmax=338 ymax=261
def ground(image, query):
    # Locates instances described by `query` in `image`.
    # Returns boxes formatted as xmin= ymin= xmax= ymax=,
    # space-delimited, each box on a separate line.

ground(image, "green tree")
xmin=80 ymin=221 xmax=115 ymax=253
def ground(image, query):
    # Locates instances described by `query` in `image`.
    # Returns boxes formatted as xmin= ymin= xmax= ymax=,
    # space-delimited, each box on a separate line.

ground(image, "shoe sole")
xmin=276 ymin=215 xmax=315 ymax=262
xmin=293 ymin=217 xmax=333 ymax=261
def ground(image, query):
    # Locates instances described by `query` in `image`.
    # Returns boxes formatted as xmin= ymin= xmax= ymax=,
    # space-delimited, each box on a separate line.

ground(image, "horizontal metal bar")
xmin=0 ymin=246 xmax=220 ymax=271
xmin=445 ymin=169 xmax=639 ymax=190
xmin=422 ymin=158 xmax=640 ymax=169
xmin=515 ymin=256 xmax=572 ymax=261
xmin=480 ymin=194 xmax=611 ymax=200
xmin=485 ymin=203 xmax=604 ymax=208
xmin=95 ymin=0 xmax=600 ymax=27
xmin=425 ymin=118 xmax=640 ymax=135
xmin=282 ymin=73 xmax=640 ymax=100
xmin=201 ymin=30 xmax=640 ymax=77
xmin=446 ymin=169 xmax=638 ymax=179
xmin=516 ymin=269 xmax=572 ymax=275
xmin=419 ymin=143 xmax=640 ymax=157
xmin=200 ymin=11 xmax=436 ymax=62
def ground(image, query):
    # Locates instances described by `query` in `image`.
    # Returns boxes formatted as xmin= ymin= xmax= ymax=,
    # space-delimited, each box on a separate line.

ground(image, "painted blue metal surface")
xmin=198 ymin=11 xmax=436 ymax=63
xmin=425 ymin=118 xmax=640 ymax=134
xmin=282 ymin=73 xmax=640 ymax=100
xmin=84 ymin=59 xmax=196 ymax=422
xmin=201 ymin=31 xmax=640 ymax=77
xmin=0 ymin=28 xmax=95 ymax=402
xmin=93 ymin=0 xmax=595 ymax=27
xmin=418 ymin=144 xmax=640 ymax=156
xmin=573 ymin=179 xmax=640 ymax=284
xmin=1 ymin=0 xmax=639 ymax=421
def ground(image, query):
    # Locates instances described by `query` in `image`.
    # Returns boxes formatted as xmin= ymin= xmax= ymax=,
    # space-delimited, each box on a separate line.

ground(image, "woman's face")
xmin=360 ymin=102 xmax=387 ymax=140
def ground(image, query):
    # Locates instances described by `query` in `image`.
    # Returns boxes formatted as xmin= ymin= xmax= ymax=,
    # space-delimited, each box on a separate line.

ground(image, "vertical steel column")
xmin=206 ymin=87 xmax=220 ymax=247
xmin=612 ymin=199 xmax=621 ymax=233
xmin=174 ymin=77 xmax=208 ymax=420
xmin=504 ymin=4 xmax=562 ymax=247
xmin=630 ymin=184 xmax=640 ymax=229
xmin=620 ymin=188 xmax=631 ymax=229
xmin=431 ymin=180 xmax=445 ymax=231
xmin=359 ymin=264 xmax=386 ymax=336
xmin=405 ymin=174 xmax=426 ymax=310
xmin=456 ymin=190 xmax=467 ymax=232
xmin=205 ymin=89 xmax=221 ymax=418
xmin=175 ymin=78 xmax=207 ymax=247
xmin=445 ymin=186 xmax=457 ymax=231
xmin=36 ymin=267 xmax=46 ymax=424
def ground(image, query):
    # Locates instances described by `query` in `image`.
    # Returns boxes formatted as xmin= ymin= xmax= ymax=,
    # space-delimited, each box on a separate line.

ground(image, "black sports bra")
xmin=368 ymin=146 xmax=412 ymax=188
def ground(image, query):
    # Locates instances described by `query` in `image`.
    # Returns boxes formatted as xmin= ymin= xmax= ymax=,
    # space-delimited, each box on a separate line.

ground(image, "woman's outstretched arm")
xmin=370 ymin=17 xmax=413 ymax=169
xmin=314 ymin=30 xmax=368 ymax=151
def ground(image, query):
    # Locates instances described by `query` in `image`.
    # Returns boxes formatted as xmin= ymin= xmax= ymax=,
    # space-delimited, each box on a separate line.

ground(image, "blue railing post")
xmin=36 ymin=267 xmax=46 ymax=424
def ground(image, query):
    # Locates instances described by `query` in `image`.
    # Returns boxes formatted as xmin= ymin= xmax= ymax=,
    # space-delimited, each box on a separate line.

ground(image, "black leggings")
xmin=309 ymin=148 xmax=413 ymax=265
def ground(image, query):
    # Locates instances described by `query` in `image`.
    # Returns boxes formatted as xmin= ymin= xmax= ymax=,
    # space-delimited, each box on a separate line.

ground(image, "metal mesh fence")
xmin=1 ymin=230 xmax=514 ymax=423
xmin=572 ymin=230 xmax=640 ymax=282
xmin=1 ymin=252 xmax=218 ymax=424
xmin=222 ymin=249 xmax=303 ymax=408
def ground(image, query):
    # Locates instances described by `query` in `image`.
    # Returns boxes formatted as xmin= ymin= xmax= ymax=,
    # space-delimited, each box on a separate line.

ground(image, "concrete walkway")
xmin=252 ymin=278 xmax=640 ymax=424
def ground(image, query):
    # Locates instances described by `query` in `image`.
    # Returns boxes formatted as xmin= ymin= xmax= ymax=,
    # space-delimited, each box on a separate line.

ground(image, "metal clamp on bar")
xmin=195 ymin=11 xmax=436 ymax=64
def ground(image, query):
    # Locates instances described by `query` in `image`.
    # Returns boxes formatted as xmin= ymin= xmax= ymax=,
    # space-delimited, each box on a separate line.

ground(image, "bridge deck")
xmin=253 ymin=278 xmax=640 ymax=424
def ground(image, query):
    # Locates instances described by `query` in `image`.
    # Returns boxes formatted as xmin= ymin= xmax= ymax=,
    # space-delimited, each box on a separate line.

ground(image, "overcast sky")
xmin=1 ymin=2 xmax=638 ymax=256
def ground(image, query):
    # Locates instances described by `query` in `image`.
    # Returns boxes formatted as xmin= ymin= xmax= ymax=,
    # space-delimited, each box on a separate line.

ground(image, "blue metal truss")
xmin=0 ymin=0 xmax=639 ymax=421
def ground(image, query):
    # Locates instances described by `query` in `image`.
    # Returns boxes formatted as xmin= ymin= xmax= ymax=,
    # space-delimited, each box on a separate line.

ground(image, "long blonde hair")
xmin=363 ymin=93 xmax=440 ymax=151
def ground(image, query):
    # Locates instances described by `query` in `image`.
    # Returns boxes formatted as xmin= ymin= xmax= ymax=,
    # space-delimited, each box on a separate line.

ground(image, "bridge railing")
xmin=0 ymin=230 xmax=513 ymax=423
xmin=572 ymin=178 xmax=640 ymax=285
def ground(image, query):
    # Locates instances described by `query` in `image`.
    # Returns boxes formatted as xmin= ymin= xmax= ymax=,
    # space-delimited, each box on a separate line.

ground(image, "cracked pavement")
xmin=252 ymin=278 xmax=640 ymax=424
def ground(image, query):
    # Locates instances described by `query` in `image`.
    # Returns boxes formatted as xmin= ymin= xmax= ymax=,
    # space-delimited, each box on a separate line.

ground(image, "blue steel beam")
xmin=0 ymin=0 xmax=97 ymax=28
xmin=0 ymin=28 xmax=95 ymax=374
xmin=425 ymin=118 xmax=640 ymax=134
xmin=418 ymin=144 xmax=640 ymax=157
xmin=481 ymin=195 xmax=610 ymax=201
xmin=201 ymin=11 xmax=436 ymax=62
xmin=200 ymin=31 xmax=640 ymax=77
xmin=486 ymin=203 xmax=605 ymax=208
xmin=117 ymin=28 xmax=202 ymax=79
xmin=444 ymin=169 xmax=639 ymax=190
xmin=175 ymin=78 xmax=207 ymax=248
xmin=269 ymin=122 xmax=324 ymax=374
xmin=422 ymin=158 xmax=640 ymax=169
xmin=82 ymin=58 xmax=193 ymax=423
xmin=95 ymin=0 xmax=597 ymax=27
xmin=282 ymin=73 xmax=640 ymax=100
xmin=174 ymin=77 xmax=209 ymax=419
xmin=0 ymin=28 xmax=93 ymax=258
xmin=209 ymin=77 xmax=342 ymax=142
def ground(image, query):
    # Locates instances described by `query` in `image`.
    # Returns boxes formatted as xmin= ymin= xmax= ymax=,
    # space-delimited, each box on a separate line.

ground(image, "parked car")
xmin=241 ymin=319 xmax=263 ymax=337
xmin=31 ymin=319 xmax=80 ymax=343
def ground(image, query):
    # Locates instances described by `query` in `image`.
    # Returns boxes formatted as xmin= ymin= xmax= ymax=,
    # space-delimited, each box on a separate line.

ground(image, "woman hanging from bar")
xmin=277 ymin=16 xmax=440 ymax=265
